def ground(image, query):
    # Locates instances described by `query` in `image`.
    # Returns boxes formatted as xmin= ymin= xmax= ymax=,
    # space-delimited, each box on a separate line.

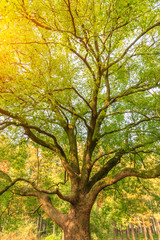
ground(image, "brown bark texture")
xmin=155 ymin=218 xmax=160 ymax=240
xmin=63 ymin=206 xmax=90 ymax=240
xmin=131 ymin=223 xmax=136 ymax=240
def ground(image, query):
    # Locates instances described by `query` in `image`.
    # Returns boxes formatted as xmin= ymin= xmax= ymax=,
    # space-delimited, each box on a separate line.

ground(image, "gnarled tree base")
xmin=63 ymin=206 xmax=91 ymax=240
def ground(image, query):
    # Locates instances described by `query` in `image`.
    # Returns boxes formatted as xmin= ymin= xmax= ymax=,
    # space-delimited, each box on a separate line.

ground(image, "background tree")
xmin=92 ymin=172 xmax=160 ymax=239
xmin=0 ymin=0 xmax=160 ymax=239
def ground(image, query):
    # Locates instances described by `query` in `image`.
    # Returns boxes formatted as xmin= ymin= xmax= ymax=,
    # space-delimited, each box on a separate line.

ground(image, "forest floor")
xmin=0 ymin=232 xmax=159 ymax=240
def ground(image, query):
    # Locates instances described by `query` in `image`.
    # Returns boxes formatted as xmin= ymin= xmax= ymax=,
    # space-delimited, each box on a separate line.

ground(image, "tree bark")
xmin=126 ymin=225 xmax=130 ymax=240
xmin=39 ymin=192 xmax=92 ymax=240
xmin=37 ymin=215 xmax=43 ymax=238
xmin=155 ymin=217 xmax=160 ymax=239
xmin=0 ymin=216 xmax=2 ymax=232
xmin=137 ymin=225 xmax=141 ymax=240
xmin=63 ymin=205 xmax=91 ymax=240
xmin=148 ymin=226 xmax=154 ymax=240
xmin=53 ymin=222 xmax=56 ymax=235
xmin=113 ymin=221 xmax=118 ymax=240
xmin=141 ymin=217 xmax=148 ymax=240
xmin=131 ymin=223 xmax=136 ymax=240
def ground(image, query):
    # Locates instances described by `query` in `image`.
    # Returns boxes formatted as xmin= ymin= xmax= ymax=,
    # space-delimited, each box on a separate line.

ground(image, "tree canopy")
xmin=0 ymin=0 xmax=160 ymax=239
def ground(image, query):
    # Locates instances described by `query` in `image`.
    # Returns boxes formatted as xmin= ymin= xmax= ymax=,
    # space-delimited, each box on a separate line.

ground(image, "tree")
xmin=93 ymin=173 xmax=160 ymax=239
xmin=0 ymin=0 xmax=160 ymax=239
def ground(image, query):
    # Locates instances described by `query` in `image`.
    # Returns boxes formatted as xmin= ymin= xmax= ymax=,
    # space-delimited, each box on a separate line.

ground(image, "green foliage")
xmin=44 ymin=235 xmax=61 ymax=240
xmin=0 ymin=218 xmax=37 ymax=240
xmin=0 ymin=0 xmax=160 ymax=238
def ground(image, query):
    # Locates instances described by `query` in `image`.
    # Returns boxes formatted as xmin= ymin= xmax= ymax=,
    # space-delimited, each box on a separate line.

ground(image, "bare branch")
xmin=105 ymin=164 xmax=160 ymax=188
xmin=89 ymin=150 xmax=125 ymax=188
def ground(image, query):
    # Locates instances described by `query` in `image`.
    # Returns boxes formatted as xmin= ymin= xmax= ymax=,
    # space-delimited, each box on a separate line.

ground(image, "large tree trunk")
xmin=63 ymin=205 xmax=91 ymax=240
xmin=39 ymin=193 xmax=91 ymax=240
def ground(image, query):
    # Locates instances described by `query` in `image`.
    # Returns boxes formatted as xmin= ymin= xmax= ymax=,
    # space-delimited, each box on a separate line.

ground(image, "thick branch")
xmin=102 ymin=165 xmax=160 ymax=189
xmin=17 ymin=189 xmax=68 ymax=228
xmin=0 ymin=173 xmax=73 ymax=203
xmin=89 ymin=150 xmax=125 ymax=189
xmin=38 ymin=194 xmax=67 ymax=229
xmin=86 ymin=164 xmax=160 ymax=209
xmin=0 ymin=108 xmax=77 ymax=178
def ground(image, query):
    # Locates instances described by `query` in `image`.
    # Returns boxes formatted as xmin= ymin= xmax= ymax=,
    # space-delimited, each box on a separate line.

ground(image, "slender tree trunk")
xmin=0 ymin=216 xmax=2 ymax=232
xmin=126 ymin=225 xmax=130 ymax=240
xmin=37 ymin=216 xmax=40 ymax=238
xmin=137 ymin=225 xmax=141 ymax=240
xmin=53 ymin=222 xmax=55 ymax=235
xmin=37 ymin=215 xmax=43 ymax=238
xmin=147 ymin=224 xmax=154 ymax=240
xmin=62 ymin=232 xmax=64 ymax=240
xmin=39 ymin=216 xmax=43 ymax=237
xmin=120 ymin=229 xmax=124 ymax=240
xmin=146 ymin=227 xmax=150 ymax=239
xmin=141 ymin=217 xmax=148 ymax=240
xmin=131 ymin=223 xmax=136 ymax=240
xmin=151 ymin=219 xmax=156 ymax=235
xmin=155 ymin=218 xmax=160 ymax=240
xmin=142 ymin=227 xmax=148 ymax=240
xmin=113 ymin=221 xmax=118 ymax=240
